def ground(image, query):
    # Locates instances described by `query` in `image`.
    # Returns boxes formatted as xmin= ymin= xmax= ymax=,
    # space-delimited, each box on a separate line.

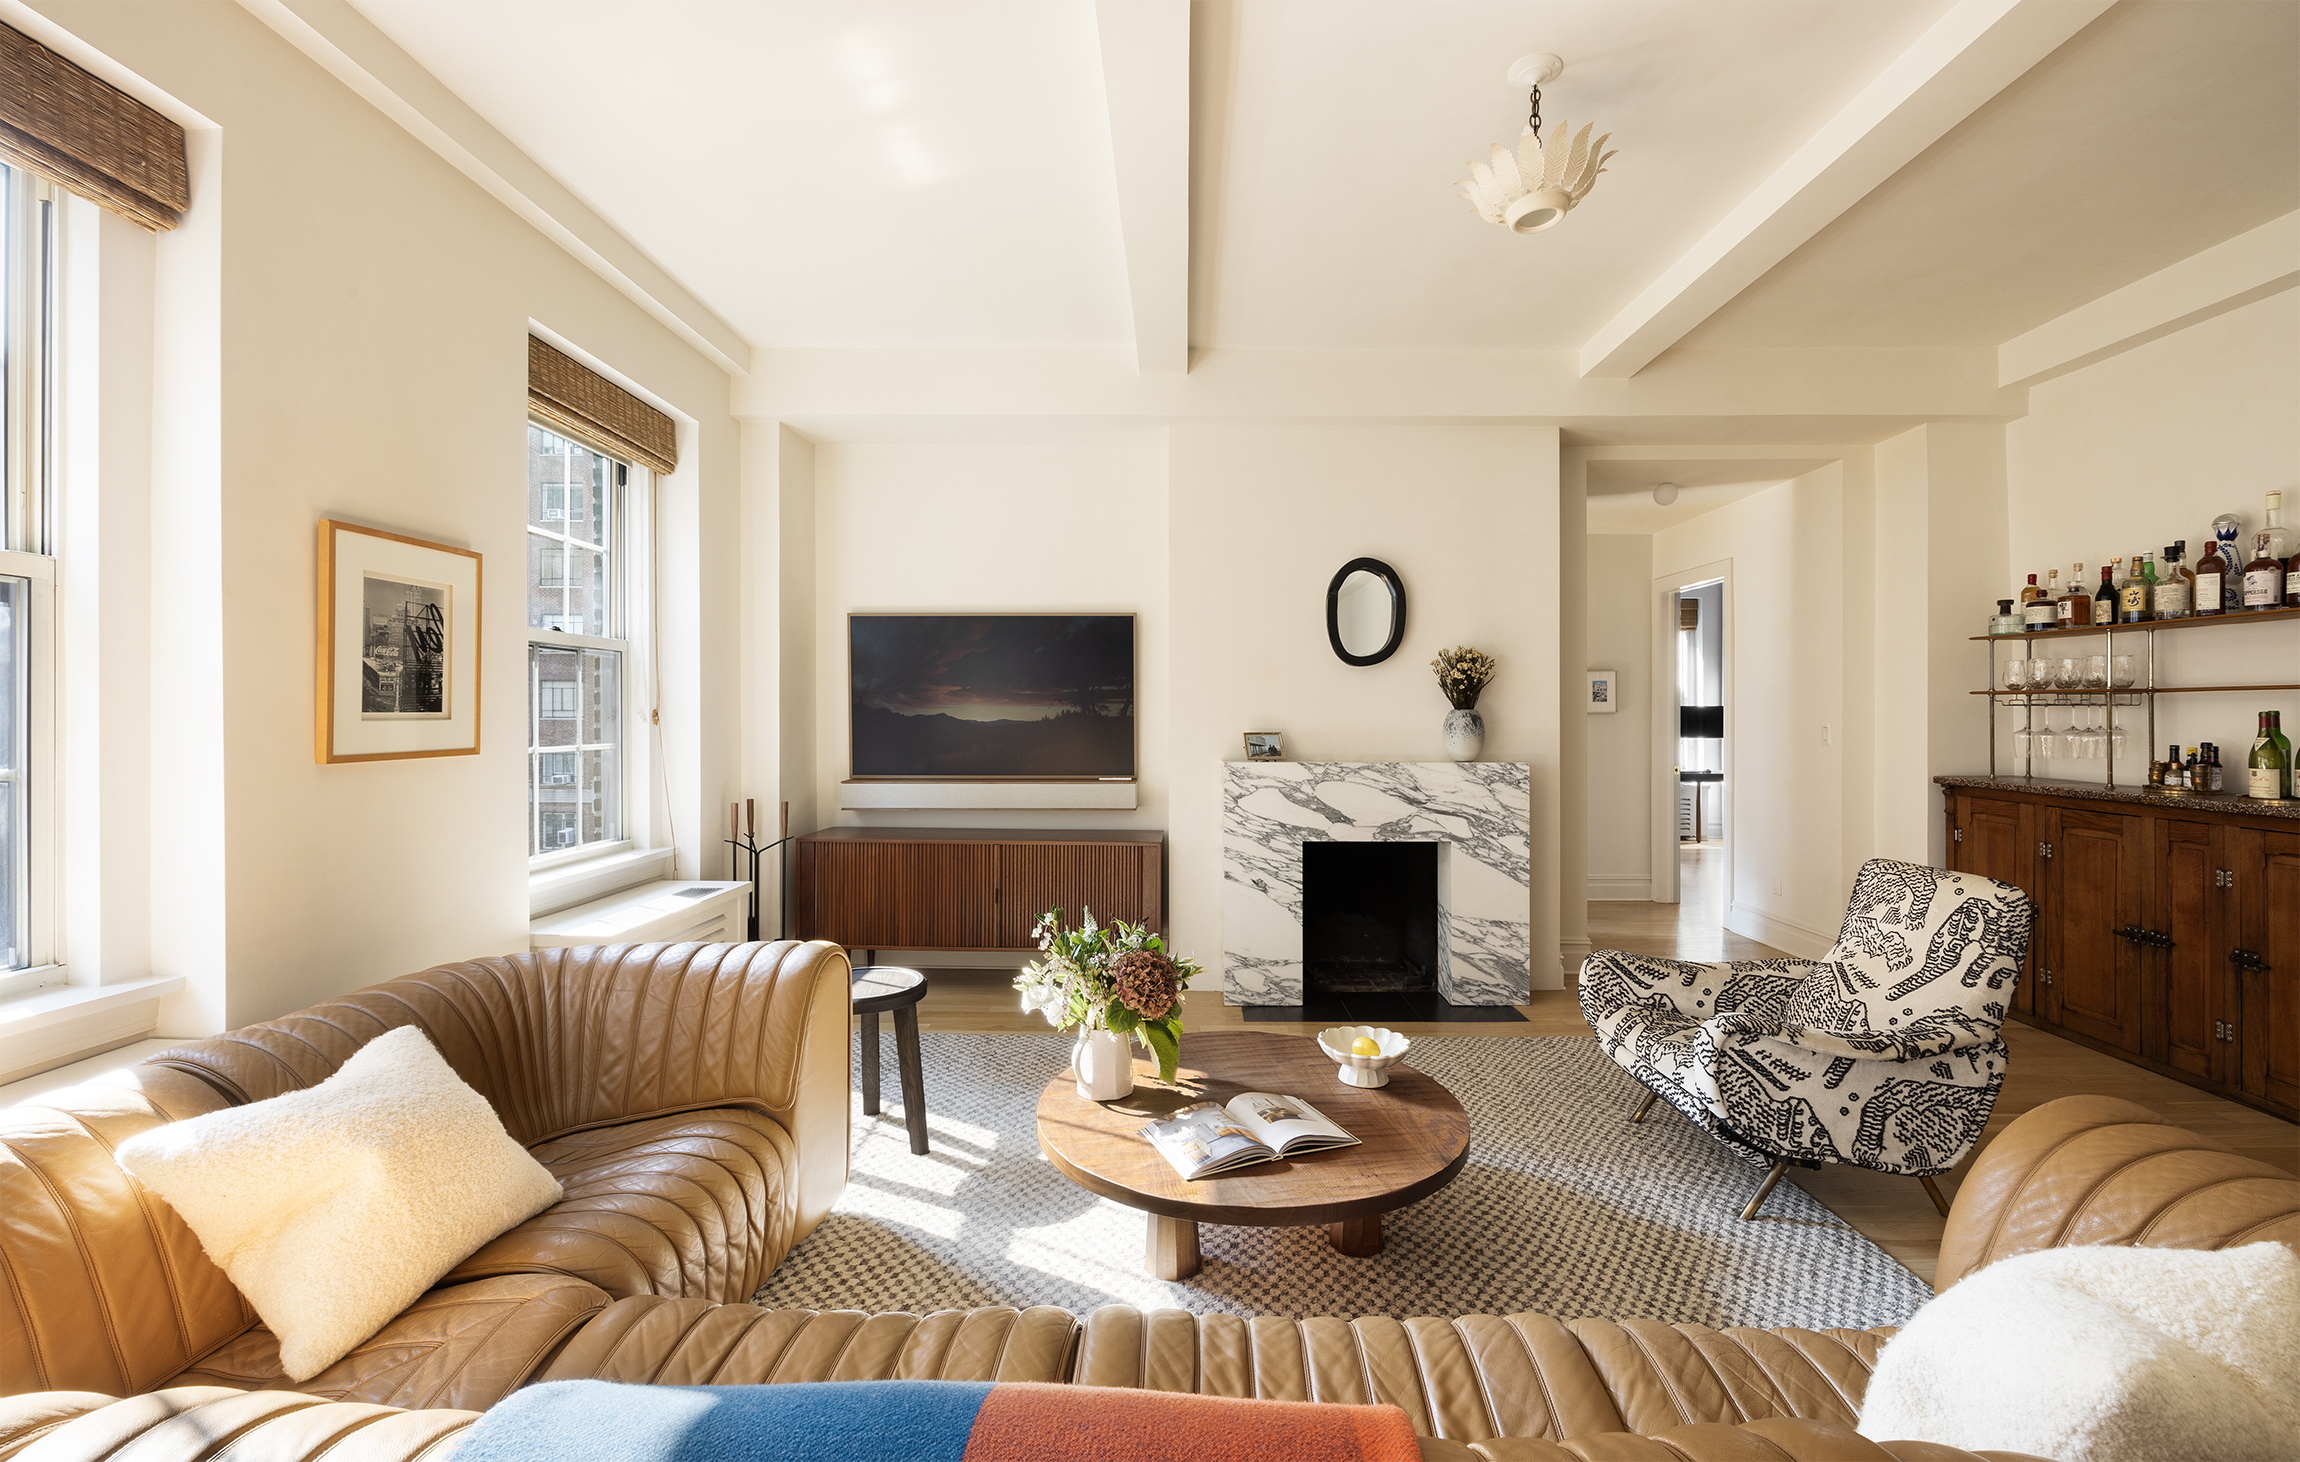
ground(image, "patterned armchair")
xmin=1579 ymin=858 xmax=2034 ymax=1219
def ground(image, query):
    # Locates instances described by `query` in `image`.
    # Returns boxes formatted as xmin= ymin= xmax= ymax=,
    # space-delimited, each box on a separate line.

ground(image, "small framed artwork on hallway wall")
xmin=1585 ymin=670 xmax=1618 ymax=713
xmin=316 ymin=519 xmax=483 ymax=763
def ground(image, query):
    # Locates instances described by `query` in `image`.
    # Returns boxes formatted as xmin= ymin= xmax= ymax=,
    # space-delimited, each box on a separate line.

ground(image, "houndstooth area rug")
xmin=753 ymin=1032 xmax=1934 ymax=1329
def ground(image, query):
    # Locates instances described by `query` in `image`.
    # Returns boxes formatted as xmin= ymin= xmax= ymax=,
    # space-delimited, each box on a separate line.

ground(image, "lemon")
xmin=1350 ymin=1036 xmax=1381 ymax=1057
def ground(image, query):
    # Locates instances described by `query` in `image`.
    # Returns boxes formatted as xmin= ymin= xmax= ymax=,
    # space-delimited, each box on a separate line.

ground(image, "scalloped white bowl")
xmin=1315 ymin=1025 xmax=1410 ymax=1088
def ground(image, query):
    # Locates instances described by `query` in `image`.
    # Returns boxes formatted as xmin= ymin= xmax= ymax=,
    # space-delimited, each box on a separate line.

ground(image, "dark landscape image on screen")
xmin=850 ymin=615 xmax=1134 ymax=778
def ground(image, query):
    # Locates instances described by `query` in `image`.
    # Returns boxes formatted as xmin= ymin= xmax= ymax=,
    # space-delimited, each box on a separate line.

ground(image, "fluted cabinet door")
xmin=799 ymin=841 xmax=998 ymax=951
xmin=995 ymin=844 xmax=1155 ymax=947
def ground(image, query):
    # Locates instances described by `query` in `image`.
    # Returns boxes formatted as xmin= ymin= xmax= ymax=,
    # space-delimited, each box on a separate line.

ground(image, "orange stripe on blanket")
xmin=961 ymin=1383 xmax=1422 ymax=1462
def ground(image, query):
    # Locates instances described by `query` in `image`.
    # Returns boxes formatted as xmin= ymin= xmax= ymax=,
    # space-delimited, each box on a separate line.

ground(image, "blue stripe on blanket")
xmin=452 ymin=1379 xmax=997 ymax=1462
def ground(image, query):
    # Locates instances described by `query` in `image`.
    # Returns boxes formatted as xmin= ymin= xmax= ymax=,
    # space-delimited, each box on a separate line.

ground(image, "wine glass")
xmin=2109 ymin=711 xmax=2129 ymax=764
xmin=2055 ymin=656 xmax=2081 ymax=689
xmin=2000 ymin=658 xmax=2028 ymax=692
xmin=2037 ymin=706 xmax=2062 ymax=763
xmin=2085 ymin=655 xmax=2109 ymax=689
xmin=2110 ymin=655 xmax=2136 ymax=689
xmin=2012 ymin=719 xmax=2035 ymax=771
xmin=2029 ymin=656 xmax=2053 ymax=691
xmin=2082 ymin=705 xmax=2108 ymax=760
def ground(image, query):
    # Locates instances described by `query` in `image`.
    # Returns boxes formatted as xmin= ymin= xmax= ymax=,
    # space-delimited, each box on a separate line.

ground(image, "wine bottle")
xmin=2244 ymin=532 xmax=2286 ymax=610
xmin=2153 ymin=542 xmax=2194 ymax=619
xmin=2091 ymin=562 xmax=2118 ymax=625
xmin=2274 ymin=713 xmax=2294 ymax=800
xmin=2195 ymin=534 xmax=2229 ymax=618
xmin=2252 ymin=713 xmax=2288 ymax=801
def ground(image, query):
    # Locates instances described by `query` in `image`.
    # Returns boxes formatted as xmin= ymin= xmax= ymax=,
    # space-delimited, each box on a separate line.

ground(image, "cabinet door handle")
xmin=2231 ymin=948 xmax=2271 ymax=972
xmin=2116 ymin=925 xmax=2144 ymax=944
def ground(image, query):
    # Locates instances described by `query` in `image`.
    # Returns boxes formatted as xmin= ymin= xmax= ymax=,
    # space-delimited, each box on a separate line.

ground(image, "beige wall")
xmin=1584 ymin=534 xmax=1653 ymax=897
xmin=2004 ymin=292 xmax=2300 ymax=769
xmin=31 ymin=0 xmax=743 ymax=1032
xmin=1654 ymin=466 xmax=1850 ymax=958
xmin=1167 ymin=423 xmax=1563 ymax=990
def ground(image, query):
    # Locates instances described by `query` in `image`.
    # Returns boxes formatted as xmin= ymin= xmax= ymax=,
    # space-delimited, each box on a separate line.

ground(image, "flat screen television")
xmin=849 ymin=614 xmax=1135 ymax=780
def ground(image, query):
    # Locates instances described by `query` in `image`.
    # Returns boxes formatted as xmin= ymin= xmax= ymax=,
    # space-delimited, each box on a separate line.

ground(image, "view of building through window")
xmin=527 ymin=424 xmax=626 ymax=858
xmin=1 ymin=163 xmax=54 ymax=972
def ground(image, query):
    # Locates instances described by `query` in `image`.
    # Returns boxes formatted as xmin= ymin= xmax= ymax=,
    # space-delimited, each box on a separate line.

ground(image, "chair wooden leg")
xmin=1628 ymin=1090 xmax=1657 ymax=1124
xmin=892 ymin=1002 xmax=929 ymax=1156
xmin=1741 ymin=1160 xmax=1789 ymax=1221
xmin=1918 ymin=1174 xmax=1951 ymax=1218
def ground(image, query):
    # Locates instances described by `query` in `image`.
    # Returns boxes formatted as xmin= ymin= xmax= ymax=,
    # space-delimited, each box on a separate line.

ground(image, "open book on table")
xmin=1138 ymin=1093 xmax=1360 ymax=1180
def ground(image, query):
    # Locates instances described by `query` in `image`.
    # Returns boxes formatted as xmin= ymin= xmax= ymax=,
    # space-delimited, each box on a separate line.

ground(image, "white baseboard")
xmin=1587 ymin=878 xmax=1652 ymax=901
xmin=1725 ymin=902 xmax=1834 ymax=960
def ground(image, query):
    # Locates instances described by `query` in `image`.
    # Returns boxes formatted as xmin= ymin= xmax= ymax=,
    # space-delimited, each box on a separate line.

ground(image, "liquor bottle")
xmin=2118 ymin=553 xmax=2153 ymax=622
xmin=2058 ymin=563 xmax=2091 ymax=626
xmin=1990 ymin=599 xmax=2020 ymax=636
xmin=2091 ymin=562 xmax=2118 ymax=625
xmin=2267 ymin=492 xmax=2293 ymax=565
xmin=2153 ymin=542 xmax=2194 ymax=619
xmin=2204 ymin=744 xmax=2224 ymax=794
xmin=2022 ymin=574 xmax=2058 ymax=632
xmin=2251 ymin=713 xmax=2288 ymax=801
xmin=2244 ymin=531 xmax=2286 ymax=610
xmin=2288 ymin=542 xmax=2300 ymax=610
xmin=2275 ymin=712 xmax=2295 ymax=800
xmin=2211 ymin=515 xmax=2245 ymax=612
xmin=2195 ymin=534 xmax=2229 ymax=617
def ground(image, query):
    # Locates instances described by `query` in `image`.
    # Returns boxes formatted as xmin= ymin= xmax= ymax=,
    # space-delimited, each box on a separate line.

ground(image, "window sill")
xmin=530 ymin=845 xmax=673 ymax=918
xmin=0 ymin=975 xmax=184 ymax=1037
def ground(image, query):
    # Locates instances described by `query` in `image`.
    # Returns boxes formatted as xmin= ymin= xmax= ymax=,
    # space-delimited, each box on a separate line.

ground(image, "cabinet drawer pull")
xmin=2231 ymin=948 xmax=2271 ymax=972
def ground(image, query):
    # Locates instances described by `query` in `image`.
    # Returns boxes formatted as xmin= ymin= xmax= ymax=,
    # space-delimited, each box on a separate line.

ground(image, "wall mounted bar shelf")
xmin=1974 ymin=607 xmax=2298 ymax=789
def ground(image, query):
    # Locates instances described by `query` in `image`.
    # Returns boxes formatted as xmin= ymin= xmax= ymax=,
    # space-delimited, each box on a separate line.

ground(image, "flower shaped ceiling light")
xmin=1458 ymin=53 xmax=1616 ymax=234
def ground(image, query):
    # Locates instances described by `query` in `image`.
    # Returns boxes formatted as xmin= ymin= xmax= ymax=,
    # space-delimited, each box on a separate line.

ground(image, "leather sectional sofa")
xmin=4 ymin=941 xmax=2295 ymax=1461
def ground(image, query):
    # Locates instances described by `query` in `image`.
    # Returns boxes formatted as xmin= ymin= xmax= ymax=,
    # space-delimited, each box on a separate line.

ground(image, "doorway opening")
xmin=1650 ymin=567 xmax=1730 ymax=921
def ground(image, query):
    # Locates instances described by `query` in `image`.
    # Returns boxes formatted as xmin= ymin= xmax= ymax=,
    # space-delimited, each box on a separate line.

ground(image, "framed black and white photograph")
xmin=1243 ymin=732 xmax=1284 ymax=760
xmin=319 ymin=520 xmax=482 ymax=763
xmin=1586 ymin=670 xmax=1617 ymax=713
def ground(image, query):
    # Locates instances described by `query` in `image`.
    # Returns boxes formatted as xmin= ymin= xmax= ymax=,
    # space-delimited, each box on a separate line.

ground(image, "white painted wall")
xmin=1655 ymin=465 xmax=1849 ymax=958
xmin=1586 ymin=534 xmax=1653 ymax=898
xmin=2003 ymin=291 xmax=2300 ymax=772
xmin=809 ymin=435 xmax=1172 ymax=845
xmin=30 ymin=0 xmax=743 ymax=1033
xmin=1168 ymin=423 xmax=1562 ymax=989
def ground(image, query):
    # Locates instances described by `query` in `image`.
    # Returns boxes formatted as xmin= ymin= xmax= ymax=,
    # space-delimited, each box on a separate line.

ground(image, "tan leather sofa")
xmin=5 ymin=941 xmax=2296 ymax=1461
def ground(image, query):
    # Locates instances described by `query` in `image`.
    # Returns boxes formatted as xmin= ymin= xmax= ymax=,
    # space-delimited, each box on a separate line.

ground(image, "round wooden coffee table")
xmin=1035 ymin=1030 xmax=1470 ymax=1280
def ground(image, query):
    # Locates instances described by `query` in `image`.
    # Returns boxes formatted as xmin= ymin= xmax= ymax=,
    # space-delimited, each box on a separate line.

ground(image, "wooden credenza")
xmin=793 ymin=827 xmax=1165 ymax=953
xmin=1939 ymin=775 xmax=2298 ymax=1120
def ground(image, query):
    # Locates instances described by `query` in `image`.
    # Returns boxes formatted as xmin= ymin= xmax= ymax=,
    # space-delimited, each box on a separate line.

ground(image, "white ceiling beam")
xmin=1998 ymin=210 xmax=2300 ymax=388
xmin=1093 ymin=0 xmax=1191 ymax=374
xmin=1577 ymin=0 xmax=2114 ymax=381
xmin=233 ymin=0 xmax=752 ymax=375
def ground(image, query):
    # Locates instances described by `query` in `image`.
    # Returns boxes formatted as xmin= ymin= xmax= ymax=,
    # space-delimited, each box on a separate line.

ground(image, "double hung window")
xmin=526 ymin=424 xmax=630 ymax=860
xmin=0 ymin=164 xmax=56 ymax=984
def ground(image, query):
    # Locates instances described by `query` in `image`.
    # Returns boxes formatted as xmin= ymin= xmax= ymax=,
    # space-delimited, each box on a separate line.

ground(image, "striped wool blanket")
xmin=453 ymin=1378 xmax=1423 ymax=1462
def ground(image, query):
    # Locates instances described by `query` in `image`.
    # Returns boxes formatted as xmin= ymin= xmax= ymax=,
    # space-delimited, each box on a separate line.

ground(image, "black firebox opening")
xmin=1302 ymin=841 xmax=1438 ymax=995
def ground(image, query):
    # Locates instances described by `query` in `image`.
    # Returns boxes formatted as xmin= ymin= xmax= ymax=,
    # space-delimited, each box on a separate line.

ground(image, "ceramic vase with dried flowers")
xmin=1431 ymin=645 xmax=1497 ymax=762
xmin=1014 ymin=908 xmax=1203 ymax=1102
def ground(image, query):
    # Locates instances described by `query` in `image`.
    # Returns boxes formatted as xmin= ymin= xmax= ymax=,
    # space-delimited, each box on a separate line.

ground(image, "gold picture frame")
xmin=316 ymin=519 xmax=483 ymax=763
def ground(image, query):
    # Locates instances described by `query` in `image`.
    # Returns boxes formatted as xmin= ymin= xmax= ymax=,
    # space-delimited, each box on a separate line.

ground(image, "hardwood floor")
xmin=904 ymin=840 xmax=2298 ymax=1290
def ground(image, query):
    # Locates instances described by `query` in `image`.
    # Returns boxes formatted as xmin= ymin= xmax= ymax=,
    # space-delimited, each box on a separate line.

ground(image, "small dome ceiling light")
xmin=1458 ymin=53 xmax=1616 ymax=234
xmin=1652 ymin=483 xmax=1680 ymax=506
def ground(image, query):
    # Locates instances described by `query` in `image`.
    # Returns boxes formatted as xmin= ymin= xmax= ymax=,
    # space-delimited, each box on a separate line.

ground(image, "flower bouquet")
xmin=1015 ymin=908 xmax=1202 ymax=1094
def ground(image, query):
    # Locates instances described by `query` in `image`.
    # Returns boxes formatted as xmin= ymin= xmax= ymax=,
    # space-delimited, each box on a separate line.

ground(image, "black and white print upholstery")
xmin=1579 ymin=859 xmax=2034 ymax=1178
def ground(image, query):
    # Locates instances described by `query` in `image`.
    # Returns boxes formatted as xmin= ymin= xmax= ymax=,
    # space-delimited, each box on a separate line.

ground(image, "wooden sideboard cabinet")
xmin=793 ymin=827 xmax=1165 ymax=954
xmin=1940 ymin=776 xmax=2298 ymax=1120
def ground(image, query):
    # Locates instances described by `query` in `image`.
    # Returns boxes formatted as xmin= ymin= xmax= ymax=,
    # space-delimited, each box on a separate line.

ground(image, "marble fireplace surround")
xmin=1222 ymin=761 xmax=1532 ymax=1006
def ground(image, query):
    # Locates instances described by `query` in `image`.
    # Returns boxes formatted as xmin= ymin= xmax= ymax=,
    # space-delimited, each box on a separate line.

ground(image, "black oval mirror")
xmin=1327 ymin=558 xmax=1405 ymax=666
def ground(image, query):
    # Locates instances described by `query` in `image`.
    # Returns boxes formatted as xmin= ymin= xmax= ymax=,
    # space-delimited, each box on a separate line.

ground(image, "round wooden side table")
xmin=1035 ymin=1030 xmax=1470 ymax=1280
xmin=853 ymin=964 xmax=929 ymax=1155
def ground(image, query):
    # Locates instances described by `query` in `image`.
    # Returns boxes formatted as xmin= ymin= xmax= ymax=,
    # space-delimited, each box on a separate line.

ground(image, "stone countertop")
xmin=1935 ymin=774 xmax=2300 ymax=820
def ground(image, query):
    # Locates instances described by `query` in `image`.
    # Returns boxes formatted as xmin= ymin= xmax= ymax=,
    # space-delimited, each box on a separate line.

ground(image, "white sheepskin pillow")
xmin=113 ymin=1024 xmax=562 ymax=1381
xmin=1858 ymin=1241 xmax=2300 ymax=1462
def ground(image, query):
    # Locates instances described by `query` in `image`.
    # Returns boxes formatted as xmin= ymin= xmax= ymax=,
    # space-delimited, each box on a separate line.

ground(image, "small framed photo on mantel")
xmin=1243 ymin=732 xmax=1284 ymax=761
xmin=317 ymin=519 xmax=482 ymax=763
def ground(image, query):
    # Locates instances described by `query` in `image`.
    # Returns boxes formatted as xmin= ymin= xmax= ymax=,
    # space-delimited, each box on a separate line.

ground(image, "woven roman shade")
xmin=527 ymin=336 xmax=677 ymax=476
xmin=0 ymin=23 xmax=189 ymax=231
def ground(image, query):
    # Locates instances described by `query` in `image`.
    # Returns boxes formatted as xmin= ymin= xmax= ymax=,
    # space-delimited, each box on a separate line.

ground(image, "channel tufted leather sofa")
xmin=5 ymin=941 xmax=2297 ymax=1461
